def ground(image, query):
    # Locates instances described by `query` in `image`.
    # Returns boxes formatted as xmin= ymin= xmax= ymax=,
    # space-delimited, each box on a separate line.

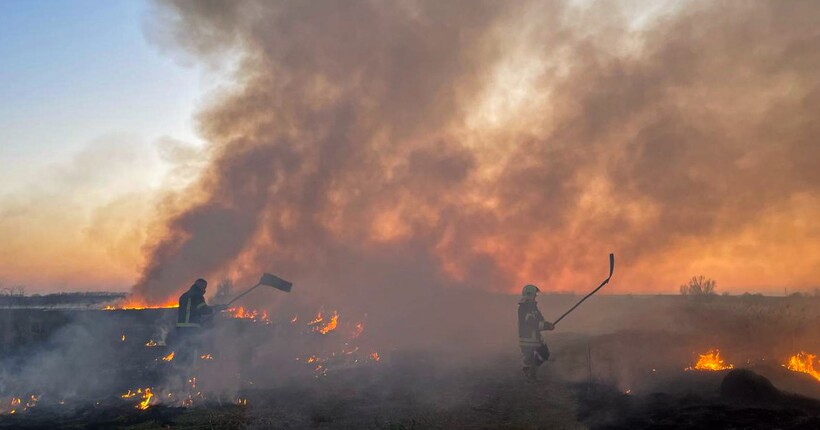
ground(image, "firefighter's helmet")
xmin=521 ymin=284 xmax=540 ymax=297
xmin=193 ymin=278 xmax=208 ymax=291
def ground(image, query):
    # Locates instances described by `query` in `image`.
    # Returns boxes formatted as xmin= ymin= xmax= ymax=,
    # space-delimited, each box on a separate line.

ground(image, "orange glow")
xmin=369 ymin=352 xmax=381 ymax=361
xmin=685 ymin=349 xmax=733 ymax=371
xmin=318 ymin=312 xmax=338 ymax=334
xmin=121 ymin=389 xmax=140 ymax=399
xmin=784 ymin=351 xmax=820 ymax=382
xmin=309 ymin=310 xmax=339 ymax=334
xmin=226 ymin=306 xmax=270 ymax=323
xmin=162 ymin=351 xmax=175 ymax=361
xmin=137 ymin=388 xmax=153 ymax=410
xmin=308 ymin=311 xmax=324 ymax=325
xmin=104 ymin=297 xmax=178 ymax=310
xmin=7 ymin=397 xmax=21 ymax=415
xmin=351 ymin=322 xmax=365 ymax=339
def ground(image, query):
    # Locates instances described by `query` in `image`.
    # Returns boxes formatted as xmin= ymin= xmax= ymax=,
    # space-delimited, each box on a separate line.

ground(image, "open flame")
xmin=121 ymin=389 xmax=141 ymax=399
xmin=293 ymin=310 xmax=381 ymax=376
xmin=104 ymin=297 xmax=178 ymax=310
xmin=686 ymin=349 xmax=733 ymax=371
xmin=162 ymin=351 xmax=175 ymax=362
xmin=7 ymin=397 xmax=21 ymax=415
xmin=3 ymin=395 xmax=39 ymax=415
xmin=308 ymin=310 xmax=339 ymax=334
xmin=137 ymin=388 xmax=153 ymax=410
xmin=226 ymin=307 xmax=270 ymax=323
xmin=784 ymin=351 xmax=820 ymax=382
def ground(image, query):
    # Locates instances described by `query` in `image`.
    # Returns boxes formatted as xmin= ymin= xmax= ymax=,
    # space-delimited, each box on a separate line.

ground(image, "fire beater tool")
xmin=552 ymin=253 xmax=614 ymax=326
xmin=225 ymin=273 xmax=293 ymax=306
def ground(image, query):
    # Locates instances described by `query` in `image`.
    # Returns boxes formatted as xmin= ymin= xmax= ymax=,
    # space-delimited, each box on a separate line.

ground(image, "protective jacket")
xmin=177 ymin=286 xmax=213 ymax=328
xmin=518 ymin=299 xmax=549 ymax=347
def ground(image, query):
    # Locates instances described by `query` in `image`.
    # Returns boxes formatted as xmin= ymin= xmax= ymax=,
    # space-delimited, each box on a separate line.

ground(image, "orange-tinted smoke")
xmin=134 ymin=0 xmax=820 ymax=304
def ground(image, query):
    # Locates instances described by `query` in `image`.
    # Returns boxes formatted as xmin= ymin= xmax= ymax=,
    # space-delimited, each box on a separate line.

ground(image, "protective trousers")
xmin=520 ymin=343 xmax=550 ymax=380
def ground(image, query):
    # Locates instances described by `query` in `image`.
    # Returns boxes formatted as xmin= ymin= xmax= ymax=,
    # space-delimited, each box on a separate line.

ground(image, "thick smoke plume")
xmin=135 ymin=0 xmax=820 ymax=306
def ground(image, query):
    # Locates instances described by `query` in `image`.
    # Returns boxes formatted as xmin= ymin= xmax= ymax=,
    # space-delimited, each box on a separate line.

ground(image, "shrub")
xmin=680 ymin=276 xmax=717 ymax=296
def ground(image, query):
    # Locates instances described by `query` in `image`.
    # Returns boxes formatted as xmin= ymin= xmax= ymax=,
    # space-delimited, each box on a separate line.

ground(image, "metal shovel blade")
xmin=259 ymin=273 xmax=293 ymax=292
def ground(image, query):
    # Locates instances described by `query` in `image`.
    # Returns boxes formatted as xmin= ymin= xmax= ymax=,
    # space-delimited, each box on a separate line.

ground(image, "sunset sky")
xmin=0 ymin=0 xmax=205 ymax=292
xmin=1 ymin=0 xmax=818 ymax=299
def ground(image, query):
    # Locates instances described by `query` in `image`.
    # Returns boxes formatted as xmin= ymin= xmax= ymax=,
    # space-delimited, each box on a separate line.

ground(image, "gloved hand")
xmin=213 ymin=304 xmax=230 ymax=312
xmin=540 ymin=321 xmax=555 ymax=331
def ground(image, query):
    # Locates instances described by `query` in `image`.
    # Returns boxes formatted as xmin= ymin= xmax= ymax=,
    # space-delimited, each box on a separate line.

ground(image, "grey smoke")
xmin=135 ymin=0 xmax=820 ymax=309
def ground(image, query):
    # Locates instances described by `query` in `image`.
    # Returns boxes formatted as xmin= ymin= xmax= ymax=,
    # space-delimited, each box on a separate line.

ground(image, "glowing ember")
xmin=162 ymin=351 xmax=175 ymax=361
xmin=121 ymin=389 xmax=140 ymax=399
xmin=120 ymin=334 xmax=126 ymax=342
xmin=686 ymin=349 xmax=733 ymax=371
xmin=308 ymin=311 xmax=324 ymax=325
xmin=290 ymin=315 xmax=298 ymax=324
xmin=351 ymin=322 xmax=365 ymax=339
xmin=7 ymin=397 xmax=21 ymax=415
xmin=200 ymin=353 xmax=213 ymax=360
xmin=311 ymin=310 xmax=339 ymax=334
xmin=369 ymin=352 xmax=381 ymax=361
xmin=784 ymin=351 xmax=820 ymax=382
xmin=137 ymin=388 xmax=153 ymax=410
xmin=145 ymin=340 xmax=158 ymax=347
xmin=227 ymin=306 xmax=270 ymax=323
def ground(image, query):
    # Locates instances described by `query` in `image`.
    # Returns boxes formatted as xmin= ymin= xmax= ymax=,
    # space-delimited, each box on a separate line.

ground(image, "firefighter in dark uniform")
xmin=175 ymin=278 xmax=225 ymax=367
xmin=518 ymin=284 xmax=554 ymax=381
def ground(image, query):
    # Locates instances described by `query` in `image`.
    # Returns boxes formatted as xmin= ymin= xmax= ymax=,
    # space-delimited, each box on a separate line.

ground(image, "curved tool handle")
xmin=553 ymin=253 xmax=614 ymax=326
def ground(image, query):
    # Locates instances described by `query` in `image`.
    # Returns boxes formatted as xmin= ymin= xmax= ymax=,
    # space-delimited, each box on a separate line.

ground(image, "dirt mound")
xmin=720 ymin=368 xmax=782 ymax=405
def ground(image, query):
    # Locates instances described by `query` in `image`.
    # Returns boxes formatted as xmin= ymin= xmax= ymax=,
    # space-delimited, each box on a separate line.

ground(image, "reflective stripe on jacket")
xmin=518 ymin=299 xmax=545 ymax=346
xmin=177 ymin=288 xmax=212 ymax=328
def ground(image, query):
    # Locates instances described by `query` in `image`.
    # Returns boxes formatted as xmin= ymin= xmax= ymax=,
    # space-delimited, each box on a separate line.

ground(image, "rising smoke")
xmin=135 ymin=0 xmax=820 ymax=307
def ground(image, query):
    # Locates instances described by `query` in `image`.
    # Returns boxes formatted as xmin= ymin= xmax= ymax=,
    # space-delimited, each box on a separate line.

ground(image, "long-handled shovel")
xmin=226 ymin=273 xmax=293 ymax=306
xmin=553 ymin=253 xmax=615 ymax=326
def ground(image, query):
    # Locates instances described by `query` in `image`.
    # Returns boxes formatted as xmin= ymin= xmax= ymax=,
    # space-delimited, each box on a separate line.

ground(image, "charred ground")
xmin=1 ymin=294 xmax=818 ymax=429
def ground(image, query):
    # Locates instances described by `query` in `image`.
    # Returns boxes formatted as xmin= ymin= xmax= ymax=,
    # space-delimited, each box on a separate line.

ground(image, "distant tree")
xmin=0 ymin=284 xmax=25 ymax=296
xmin=679 ymin=276 xmax=717 ymax=296
xmin=213 ymin=278 xmax=233 ymax=304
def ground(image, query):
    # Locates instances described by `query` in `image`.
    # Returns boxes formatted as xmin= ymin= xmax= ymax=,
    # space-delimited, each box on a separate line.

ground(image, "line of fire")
xmin=0 ymin=282 xmax=818 ymax=428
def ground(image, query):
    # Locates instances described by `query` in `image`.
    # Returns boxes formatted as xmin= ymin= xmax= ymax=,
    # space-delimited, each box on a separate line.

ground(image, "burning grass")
xmin=103 ymin=297 xmax=178 ymax=310
xmin=686 ymin=349 xmax=734 ymax=371
xmin=226 ymin=306 xmax=270 ymax=323
xmin=785 ymin=352 xmax=820 ymax=382
xmin=307 ymin=309 xmax=339 ymax=334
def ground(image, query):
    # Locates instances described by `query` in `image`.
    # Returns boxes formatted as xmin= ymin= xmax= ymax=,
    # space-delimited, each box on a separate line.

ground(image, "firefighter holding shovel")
xmin=174 ymin=278 xmax=228 ymax=367
xmin=173 ymin=274 xmax=293 ymax=367
xmin=518 ymin=253 xmax=614 ymax=381
xmin=518 ymin=284 xmax=554 ymax=381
